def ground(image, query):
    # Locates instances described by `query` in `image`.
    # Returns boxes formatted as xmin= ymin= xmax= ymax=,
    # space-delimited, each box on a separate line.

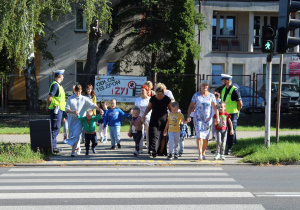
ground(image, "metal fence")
xmin=0 ymin=73 xmax=299 ymax=114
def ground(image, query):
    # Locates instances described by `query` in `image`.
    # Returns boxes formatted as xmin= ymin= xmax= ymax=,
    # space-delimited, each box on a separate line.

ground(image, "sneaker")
xmin=117 ymin=144 xmax=121 ymax=149
xmin=167 ymin=154 xmax=173 ymax=160
xmin=100 ymin=137 xmax=103 ymax=143
xmin=53 ymin=148 xmax=62 ymax=153
xmin=179 ymin=153 xmax=182 ymax=157
xmin=76 ymin=147 xmax=81 ymax=155
xmin=92 ymin=148 xmax=97 ymax=154
xmin=133 ymin=151 xmax=139 ymax=157
xmin=214 ymin=154 xmax=220 ymax=160
xmin=62 ymin=139 xmax=67 ymax=144
xmin=174 ymin=154 xmax=178 ymax=159
xmin=221 ymin=155 xmax=226 ymax=160
xmin=71 ymin=152 xmax=76 ymax=157
xmin=198 ymin=155 xmax=203 ymax=160
xmin=85 ymin=150 xmax=89 ymax=156
xmin=103 ymin=139 xmax=108 ymax=143
xmin=202 ymin=155 xmax=206 ymax=160
xmin=110 ymin=146 xmax=116 ymax=150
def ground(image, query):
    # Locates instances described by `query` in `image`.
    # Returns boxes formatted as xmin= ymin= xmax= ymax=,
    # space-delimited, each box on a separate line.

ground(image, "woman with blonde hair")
xmin=144 ymin=81 xmax=155 ymax=97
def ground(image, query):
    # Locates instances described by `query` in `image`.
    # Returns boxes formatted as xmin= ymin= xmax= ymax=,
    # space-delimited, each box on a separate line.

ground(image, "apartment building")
xmin=196 ymin=0 xmax=299 ymax=89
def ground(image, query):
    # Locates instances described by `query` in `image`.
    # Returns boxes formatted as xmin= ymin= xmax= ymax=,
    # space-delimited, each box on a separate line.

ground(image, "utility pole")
xmin=265 ymin=53 xmax=272 ymax=148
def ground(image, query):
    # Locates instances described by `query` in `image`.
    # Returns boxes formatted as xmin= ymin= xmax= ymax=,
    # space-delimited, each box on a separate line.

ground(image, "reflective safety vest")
xmin=221 ymin=85 xmax=238 ymax=114
xmin=48 ymin=81 xmax=66 ymax=111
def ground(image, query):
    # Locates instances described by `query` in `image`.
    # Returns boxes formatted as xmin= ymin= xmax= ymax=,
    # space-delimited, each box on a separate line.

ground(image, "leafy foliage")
xmin=0 ymin=0 xmax=112 ymax=71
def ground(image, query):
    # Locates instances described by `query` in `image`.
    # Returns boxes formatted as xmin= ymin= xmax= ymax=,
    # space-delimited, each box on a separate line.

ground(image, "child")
xmin=78 ymin=110 xmax=103 ymax=155
xmin=213 ymin=101 xmax=234 ymax=160
xmin=98 ymin=101 xmax=108 ymax=143
xmin=163 ymin=101 xmax=187 ymax=160
xmin=178 ymin=122 xmax=190 ymax=157
xmin=103 ymin=99 xmax=133 ymax=149
xmin=128 ymin=106 xmax=144 ymax=156
xmin=211 ymin=92 xmax=221 ymax=140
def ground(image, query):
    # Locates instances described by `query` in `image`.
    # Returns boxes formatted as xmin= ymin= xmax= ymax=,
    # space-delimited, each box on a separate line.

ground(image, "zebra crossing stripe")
xmin=0 ymin=192 xmax=254 ymax=199
xmin=0 ymin=184 xmax=244 ymax=190
xmin=0 ymin=177 xmax=236 ymax=183
xmin=0 ymin=172 xmax=229 ymax=177
xmin=0 ymin=204 xmax=266 ymax=210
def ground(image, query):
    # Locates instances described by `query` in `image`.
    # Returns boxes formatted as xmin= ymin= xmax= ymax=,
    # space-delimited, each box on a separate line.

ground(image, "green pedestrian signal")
xmin=264 ymin=41 xmax=273 ymax=51
xmin=261 ymin=25 xmax=274 ymax=53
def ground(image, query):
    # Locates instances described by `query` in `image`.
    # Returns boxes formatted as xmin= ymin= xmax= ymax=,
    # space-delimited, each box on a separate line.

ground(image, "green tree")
xmin=113 ymin=0 xmax=173 ymax=83
xmin=0 ymin=0 xmax=112 ymax=111
xmin=113 ymin=0 xmax=206 ymax=110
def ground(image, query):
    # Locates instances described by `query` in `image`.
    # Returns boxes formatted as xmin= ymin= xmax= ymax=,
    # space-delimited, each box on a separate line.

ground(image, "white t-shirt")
xmin=135 ymin=97 xmax=151 ymax=120
xmin=165 ymin=89 xmax=175 ymax=101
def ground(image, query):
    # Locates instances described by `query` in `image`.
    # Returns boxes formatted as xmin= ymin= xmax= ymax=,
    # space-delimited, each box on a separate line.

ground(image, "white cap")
xmin=53 ymin=69 xmax=65 ymax=75
xmin=221 ymin=74 xmax=232 ymax=80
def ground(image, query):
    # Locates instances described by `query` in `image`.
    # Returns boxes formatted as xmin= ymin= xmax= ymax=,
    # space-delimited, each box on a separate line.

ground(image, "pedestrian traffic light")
xmin=261 ymin=25 xmax=274 ymax=53
xmin=277 ymin=0 xmax=300 ymax=54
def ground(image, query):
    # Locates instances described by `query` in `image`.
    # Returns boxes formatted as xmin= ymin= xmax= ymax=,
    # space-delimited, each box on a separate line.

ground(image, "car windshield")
xmin=274 ymin=84 xmax=299 ymax=92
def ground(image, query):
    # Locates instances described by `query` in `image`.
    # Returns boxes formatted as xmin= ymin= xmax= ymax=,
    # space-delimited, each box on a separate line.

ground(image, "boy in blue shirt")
xmin=103 ymin=99 xmax=133 ymax=149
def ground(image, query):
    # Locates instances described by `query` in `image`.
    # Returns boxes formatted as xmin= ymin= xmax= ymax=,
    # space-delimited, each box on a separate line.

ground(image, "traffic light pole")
xmin=265 ymin=53 xmax=272 ymax=148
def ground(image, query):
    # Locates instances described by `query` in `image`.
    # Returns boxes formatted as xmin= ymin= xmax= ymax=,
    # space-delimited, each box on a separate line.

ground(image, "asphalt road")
xmin=0 ymin=165 xmax=299 ymax=209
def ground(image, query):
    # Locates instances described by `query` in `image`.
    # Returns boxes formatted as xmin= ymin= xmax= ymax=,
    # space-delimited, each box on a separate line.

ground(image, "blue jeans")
xmin=49 ymin=109 xmax=62 ymax=149
xmin=226 ymin=113 xmax=238 ymax=151
xmin=109 ymin=126 xmax=121 ymax=146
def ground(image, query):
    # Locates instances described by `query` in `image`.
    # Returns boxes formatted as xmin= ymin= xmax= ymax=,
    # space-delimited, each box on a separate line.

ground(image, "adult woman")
xmin=135 ymin=85 xmax=151 ymax=153
xmin=85 ymin=84 xmax=97 ymax=115
xmin=187 ymin=80 xmax=219 ymax=160
xmin=65 ymin=84 xmax=103 ymax=157
xmin=144 ymin=81 xmax=155 ymax=97
xmin=143 ymin=83 xmax=171 ymax=158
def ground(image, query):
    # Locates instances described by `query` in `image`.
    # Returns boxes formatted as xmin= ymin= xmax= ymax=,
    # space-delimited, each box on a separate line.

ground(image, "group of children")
xmin=70 ymin=94 xmax=233 ymax=161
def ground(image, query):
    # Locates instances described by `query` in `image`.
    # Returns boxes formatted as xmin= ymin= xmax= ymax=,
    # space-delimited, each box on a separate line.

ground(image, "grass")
xmin=0 ymin=142 xmax=50 ymax=165
xmin=208 ymin=135 xmax=300 ymax=164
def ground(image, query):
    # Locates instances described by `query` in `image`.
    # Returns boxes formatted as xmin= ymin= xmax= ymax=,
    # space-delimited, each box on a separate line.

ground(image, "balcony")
xmin=212 ymin=34 xmax=249 ymax=52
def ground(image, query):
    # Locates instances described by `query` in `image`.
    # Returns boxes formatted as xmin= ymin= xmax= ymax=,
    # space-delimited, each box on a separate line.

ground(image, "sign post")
xmin=265 ymin=54 xmax=272 ymax=148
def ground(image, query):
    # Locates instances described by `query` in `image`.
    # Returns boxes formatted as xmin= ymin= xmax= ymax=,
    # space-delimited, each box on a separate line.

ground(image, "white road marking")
xmin=0 ymin=205 xmax=265 ymax=210
xmin=0 ymin=192 xmax=254 ymax=199
xmin=0 ymin=184 xmax=244 ymax=190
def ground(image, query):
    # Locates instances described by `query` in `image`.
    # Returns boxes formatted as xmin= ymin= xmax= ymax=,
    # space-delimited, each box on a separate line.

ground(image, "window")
xmin=232 ymin=64 xmax=244 ymax=86
xmin=212 ymin=64 xmax=223 ymax=86
xmin=213 ymin=14 xmax=236 ymax=36
xmin=253 ymin=15 xmax=278 ymax=48
xmin=263 ymin=64 xmax=287 ymax=83
xmin=254 ymin=16 xmax=260 ymax=47
xmin=107 ymin=62 xmax=119 ymax=76
xmin=75 ymin=8 xmax=87 ymax=31
xmin=76 ymin=61 xmax=86 ymax=84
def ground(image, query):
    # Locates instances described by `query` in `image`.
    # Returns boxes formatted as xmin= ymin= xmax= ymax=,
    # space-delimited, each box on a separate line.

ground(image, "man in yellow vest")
xmin=219 ymin=74 xmax=243 ymax=155
xmin=46 ymin=69 xmax=66 ymax=153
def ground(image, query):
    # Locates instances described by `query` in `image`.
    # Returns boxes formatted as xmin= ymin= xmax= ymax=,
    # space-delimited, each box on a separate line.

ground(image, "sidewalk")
xmin=2 ymin=130 xmax=300 ymax=166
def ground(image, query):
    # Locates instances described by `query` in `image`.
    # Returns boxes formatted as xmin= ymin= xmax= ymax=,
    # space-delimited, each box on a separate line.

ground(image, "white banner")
xmin=94 ymin=75 xmax=147 ymax=102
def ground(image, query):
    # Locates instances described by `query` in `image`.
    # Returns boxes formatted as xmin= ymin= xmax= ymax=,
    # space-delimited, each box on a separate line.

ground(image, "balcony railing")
xmin=212 ymin=34 xmax=249 ymax=52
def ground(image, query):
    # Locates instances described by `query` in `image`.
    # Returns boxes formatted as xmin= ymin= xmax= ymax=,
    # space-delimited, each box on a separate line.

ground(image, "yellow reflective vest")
xmin=48 ymin=81 xmax=66 ymax=111
xmin=221 ymin=85 xmax=238 ymax=114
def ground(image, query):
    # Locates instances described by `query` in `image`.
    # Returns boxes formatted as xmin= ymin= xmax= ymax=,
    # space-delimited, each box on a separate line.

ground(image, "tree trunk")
xmin=82 ymin=20 xmax=103 ymax=88
xmin=24 ymin=52 xmax=40 ymax=111
xmin=151 ymin=51 xmax=157 ymax=86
